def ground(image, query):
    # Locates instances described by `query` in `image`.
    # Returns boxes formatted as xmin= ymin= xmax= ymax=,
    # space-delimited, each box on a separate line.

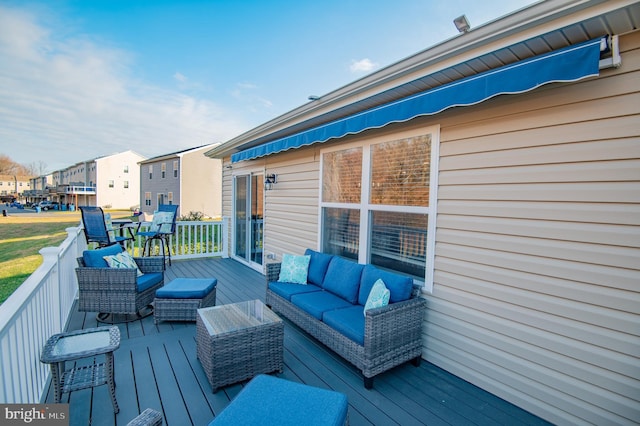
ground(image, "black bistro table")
xmin=40 ymin=326 xmax=120 ymax=412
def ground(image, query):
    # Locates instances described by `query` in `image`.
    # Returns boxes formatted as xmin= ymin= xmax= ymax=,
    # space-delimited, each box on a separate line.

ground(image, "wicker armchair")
xmin=75 ymin=254 xmax=165 ymax=317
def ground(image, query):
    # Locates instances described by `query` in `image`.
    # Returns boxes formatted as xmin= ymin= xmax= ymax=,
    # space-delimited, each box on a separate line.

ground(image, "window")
xmin=173 ymin=160 xmax=178 ymax=178
xmin=167 ymin=192 xmax=173 ymax=205
xmin=161 ymin=163 xmax=166 ymax=179
xmin=145 ymin=192 xmax=151 ymax=206
xmin=108 ymin=180 xmax=114 ymax=188
xmin=149 ymin=165 xmax=153 ymax=179
xmin=320 ymin=129 xmax=438 ymax=288
xmin=123 ymin=180 xmax=129 ymax=189
xmin=124 ymin=165 xmax=129 ymax=173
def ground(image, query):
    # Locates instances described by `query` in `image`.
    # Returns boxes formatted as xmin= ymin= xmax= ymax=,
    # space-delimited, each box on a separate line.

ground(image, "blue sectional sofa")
xmin=266 ymin=249 xmax=426 ymax=388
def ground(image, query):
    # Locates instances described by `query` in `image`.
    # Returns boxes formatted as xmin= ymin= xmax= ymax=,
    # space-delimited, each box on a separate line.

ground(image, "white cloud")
xmin=174 ymin=72 xmax=187 ymax=82
xmin=349 ymin=58 xmax=378 ymax=73
xmin=0 ymin=5 xmax=248 ymax=172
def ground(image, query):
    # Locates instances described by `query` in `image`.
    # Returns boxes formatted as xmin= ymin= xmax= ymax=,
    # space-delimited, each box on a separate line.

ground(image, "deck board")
xmin=46 ymin=257 xmax=551 ymax=426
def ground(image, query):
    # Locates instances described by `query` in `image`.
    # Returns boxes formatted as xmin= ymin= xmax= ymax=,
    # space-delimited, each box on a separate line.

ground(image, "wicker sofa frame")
xmin=266 ymin=262 xmax=426 ymax=389
xmin=76 ymin=256 xmax=165 ymax=315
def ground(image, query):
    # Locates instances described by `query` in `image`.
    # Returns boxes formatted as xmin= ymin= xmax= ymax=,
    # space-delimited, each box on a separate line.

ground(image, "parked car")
xmin=39 ymin=201 xmax=59 ymax=211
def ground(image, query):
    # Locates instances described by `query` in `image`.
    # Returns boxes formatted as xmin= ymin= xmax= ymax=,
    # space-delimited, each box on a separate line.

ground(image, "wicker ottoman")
xmin=154 ymin=278 xmax=217 ymax=324
xmin=209 ymin=374 xmax=348 ymax=425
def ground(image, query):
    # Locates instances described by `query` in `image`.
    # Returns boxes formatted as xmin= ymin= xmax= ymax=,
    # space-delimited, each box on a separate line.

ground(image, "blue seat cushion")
xmin=210 ymin=374 xmax=348 ymax=426
xmin=321 ymin=256 xmax=364 ymax=304
xmin=136 ymin=273 xmax=163 ymax=292
xmin=269 ymin=282 xmax=322 ymax=301
xmin=291 ymin=290 xmax=353 ymax=320
xmin=358 ymin=264 xmax=413 ymax=305
xmin=304 ymin=249 xmax=333 ymax=286
xmin=323 ymin=305 xmax=365 ymax=345
xmin=82 ymin=244 xmax=123 ymax=268
xmin=156 ymin=278 xmax=217 ymax=299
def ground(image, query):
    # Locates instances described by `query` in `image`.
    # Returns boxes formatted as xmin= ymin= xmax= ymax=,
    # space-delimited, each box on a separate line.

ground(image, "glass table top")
xmin=198 ymin=300 xmax=281 ymax=337
xmin=41 ymin=326 xmax=120 ymax=363
xmin=51 ymin=330 xmax=112 ymax=357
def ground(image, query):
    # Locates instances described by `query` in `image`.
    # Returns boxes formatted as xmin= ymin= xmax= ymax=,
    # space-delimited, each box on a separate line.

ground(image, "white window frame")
xmin=318 ymin=125 xmax=439 ymax=292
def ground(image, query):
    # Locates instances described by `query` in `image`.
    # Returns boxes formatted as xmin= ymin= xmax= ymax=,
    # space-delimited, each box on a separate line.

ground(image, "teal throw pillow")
xmin=364 ymin=279 xmax=390 ymax=316
xmin=104 ymin=213 xmax=116 ymax=243
xmin=278 ymin=254 xmax=311 ymax=284
xmin=103 ymin=251 xmax=143 ymax=277
xmin=152 ymin=211 xmax=174 ymax=233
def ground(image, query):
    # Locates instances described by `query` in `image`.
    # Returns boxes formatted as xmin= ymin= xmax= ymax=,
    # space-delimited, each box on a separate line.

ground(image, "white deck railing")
xmin=0 ymin=218 xmax=229 ymax=403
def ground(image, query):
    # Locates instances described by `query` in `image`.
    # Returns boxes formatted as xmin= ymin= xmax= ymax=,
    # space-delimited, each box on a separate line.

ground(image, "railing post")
xmin=222 ymin=216 xmax=229 ymax=258
xmin=39 ymin=247 xmax=63 ymax=333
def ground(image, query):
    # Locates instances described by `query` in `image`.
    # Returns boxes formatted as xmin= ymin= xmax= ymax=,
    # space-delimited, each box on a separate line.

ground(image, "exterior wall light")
xmin=264 ymin=174 xmax=277 ymax=190
xmin=454 ymin=15 xmax=470 ymax=33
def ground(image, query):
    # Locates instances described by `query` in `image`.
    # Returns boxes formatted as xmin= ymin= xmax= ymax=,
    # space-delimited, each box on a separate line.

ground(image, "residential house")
xmin=206 ymin=1 xmax=640 ymax=425
xmin=139 ymin=144 xmax=222 ymax=218
xmin=0 ymin=174 xmax=33 ymax=203
xmin=43 ymin=150 xmax=145 ymax=209
xmin=25 ymin=175 xmax=52 ymax=204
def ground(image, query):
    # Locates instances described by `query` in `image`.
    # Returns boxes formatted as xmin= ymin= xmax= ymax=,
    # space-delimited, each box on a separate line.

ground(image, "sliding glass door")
xmin=233 ymin=173 xmax=264 ymax=267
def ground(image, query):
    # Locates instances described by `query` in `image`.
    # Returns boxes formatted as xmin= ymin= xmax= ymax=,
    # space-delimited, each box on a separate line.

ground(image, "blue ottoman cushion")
xmin=210 ymin=374 xmax=348 ymax=426
xmin=156 ymin=278 xmax=217 ymax=299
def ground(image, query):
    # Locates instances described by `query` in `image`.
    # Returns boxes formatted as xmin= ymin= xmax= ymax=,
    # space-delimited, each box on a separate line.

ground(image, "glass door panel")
xmin=233 ymin=174 xmax=264 ymax=266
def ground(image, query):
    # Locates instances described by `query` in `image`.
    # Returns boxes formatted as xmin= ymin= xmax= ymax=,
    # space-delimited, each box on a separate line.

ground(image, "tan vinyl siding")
xmin=425 ymin=31 xmax=640 ymax=425
xmin=263 ymin=148 xmax=321 ymax=259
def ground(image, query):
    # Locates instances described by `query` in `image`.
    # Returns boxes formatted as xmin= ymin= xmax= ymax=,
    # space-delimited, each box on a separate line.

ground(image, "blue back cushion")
xmin=304 ymin=249 xmax=333 ymax=286
xmin=82 ymin=244 xmax=123 ymax=268
xmin=358 ymin=264 xmax=413 ymax=305
xmin=322 ymin=256 xmax=364 ymax=304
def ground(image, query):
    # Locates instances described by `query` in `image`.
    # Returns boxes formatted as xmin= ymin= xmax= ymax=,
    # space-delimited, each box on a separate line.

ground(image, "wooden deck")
xmin=46 ymin=257 xmax=551 ymax=426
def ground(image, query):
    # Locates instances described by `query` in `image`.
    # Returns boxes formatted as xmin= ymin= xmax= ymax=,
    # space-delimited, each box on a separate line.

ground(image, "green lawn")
xmin=0 ymin=211 xmax=130 ymax=304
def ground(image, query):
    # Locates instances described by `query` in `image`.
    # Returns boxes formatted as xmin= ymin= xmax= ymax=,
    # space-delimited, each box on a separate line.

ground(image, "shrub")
xmin=179 ymin=211 xmax=204 ymax=221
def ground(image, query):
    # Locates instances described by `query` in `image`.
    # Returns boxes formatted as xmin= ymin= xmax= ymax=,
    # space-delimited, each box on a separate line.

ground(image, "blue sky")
xmin=0 ymin=0 xmax=536 ymax=172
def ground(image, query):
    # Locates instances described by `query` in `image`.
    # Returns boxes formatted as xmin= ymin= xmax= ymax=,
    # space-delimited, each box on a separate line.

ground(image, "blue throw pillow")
xmin=364 ymin=279 xmax=390 ymax=316
xmin=278 ymin=254 xmax=311 ymax=284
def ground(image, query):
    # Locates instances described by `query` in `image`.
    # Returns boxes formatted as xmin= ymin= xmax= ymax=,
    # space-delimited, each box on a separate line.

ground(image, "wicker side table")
xmin=40 ymin=326 xmax=120 ymax=413
xmin=196 ymin=300 xmax=284 ymax=392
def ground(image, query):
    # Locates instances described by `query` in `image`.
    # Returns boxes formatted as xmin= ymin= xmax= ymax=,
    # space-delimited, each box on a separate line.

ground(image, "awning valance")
xmin=232 ymin=38 xmax=602 ymax=163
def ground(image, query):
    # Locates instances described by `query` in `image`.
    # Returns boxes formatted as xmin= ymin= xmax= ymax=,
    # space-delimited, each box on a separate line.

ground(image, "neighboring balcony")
xmin=57 ymin=184 xmax=97 ymax=195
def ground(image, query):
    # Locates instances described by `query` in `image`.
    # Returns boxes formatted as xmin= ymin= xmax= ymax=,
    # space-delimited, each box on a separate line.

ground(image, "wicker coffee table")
xmin=196 ymin=300 xmax=284 ymax=392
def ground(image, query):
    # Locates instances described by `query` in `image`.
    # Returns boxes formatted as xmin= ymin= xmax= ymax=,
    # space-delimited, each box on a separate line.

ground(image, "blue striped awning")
xmin=232 ymin=38 xmax=602 ymax=163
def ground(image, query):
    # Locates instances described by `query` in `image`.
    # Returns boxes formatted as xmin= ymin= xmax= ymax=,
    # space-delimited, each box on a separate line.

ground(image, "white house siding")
xmin=181 ymin=148 xmax=222 ymax=219
xmin=425 ymin=31 xmax=640 ymax=426
xmin=94 ymin=151 xmax=144 ymax=209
